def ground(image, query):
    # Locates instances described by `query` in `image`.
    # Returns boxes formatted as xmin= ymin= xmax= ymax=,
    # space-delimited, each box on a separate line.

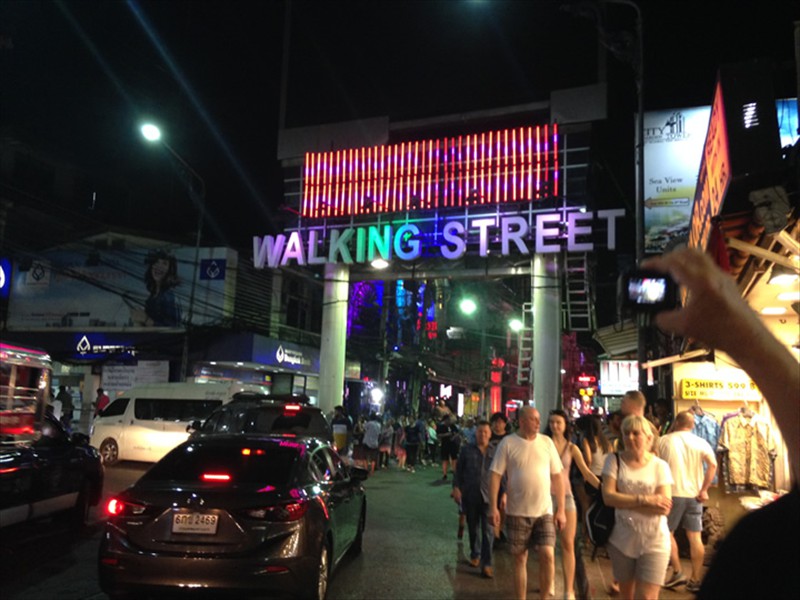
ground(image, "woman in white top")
xmin=602 ymin=415 xmax=673 ymax=600
xmin=581 ymin=415 xmax=612 ymax=478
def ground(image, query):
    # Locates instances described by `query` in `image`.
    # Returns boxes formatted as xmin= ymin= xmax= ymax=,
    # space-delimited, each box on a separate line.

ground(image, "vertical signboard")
xmin=643 ymin=106 xmax=711 ymax=254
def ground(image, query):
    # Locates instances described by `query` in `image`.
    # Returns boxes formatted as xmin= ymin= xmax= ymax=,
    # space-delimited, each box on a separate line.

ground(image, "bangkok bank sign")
xmin=253 ymin=125 xmax=625 ymax=268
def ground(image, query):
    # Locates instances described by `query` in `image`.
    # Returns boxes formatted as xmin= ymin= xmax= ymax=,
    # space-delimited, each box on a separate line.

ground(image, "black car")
xmin=188 ymin=393 xmax=332 ymax=442
xmin=0 ymin=412 xmax=104 ymax=528
xmin=99 ymin=434 xmax=367 ymax=600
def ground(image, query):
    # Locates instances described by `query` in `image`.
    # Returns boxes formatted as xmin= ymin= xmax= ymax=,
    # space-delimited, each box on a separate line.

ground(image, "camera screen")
xmin=627 ymin=277 xmax=666 ymax=304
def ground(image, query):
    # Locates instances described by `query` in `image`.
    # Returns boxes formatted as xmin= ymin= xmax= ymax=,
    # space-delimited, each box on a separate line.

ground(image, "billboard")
xmin=7 ymin=242 xmax=236 ymax=331
xmin=643 ymin=106 xmax=711 ymax=254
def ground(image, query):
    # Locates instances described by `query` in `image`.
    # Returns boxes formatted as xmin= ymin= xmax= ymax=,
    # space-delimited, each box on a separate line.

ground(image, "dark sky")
xmin=1 ymin=0 xmax=798 ymax=248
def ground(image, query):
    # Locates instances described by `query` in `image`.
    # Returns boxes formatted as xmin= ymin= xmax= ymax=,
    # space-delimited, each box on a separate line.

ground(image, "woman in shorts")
xmin=545 ymin=410 xmax=601 ymax=600
xmin=602 ymin=414 xmax=674 ymax=600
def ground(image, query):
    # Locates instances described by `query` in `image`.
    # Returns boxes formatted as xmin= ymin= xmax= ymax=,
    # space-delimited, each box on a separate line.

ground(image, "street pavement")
xmin=326 ymin=459 xmax=700 ymax=600
xmin=2 ymin=456 xmax=702 ymax=600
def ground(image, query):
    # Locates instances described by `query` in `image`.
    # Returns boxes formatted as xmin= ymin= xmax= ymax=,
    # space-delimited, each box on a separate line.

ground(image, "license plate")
xmin=172 ymin=513 xmax=218 ymax=534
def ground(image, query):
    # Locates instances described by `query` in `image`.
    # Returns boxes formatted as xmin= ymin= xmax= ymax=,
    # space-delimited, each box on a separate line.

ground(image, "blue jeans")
xmin=464 ymin=498 xmax=494 ymax=567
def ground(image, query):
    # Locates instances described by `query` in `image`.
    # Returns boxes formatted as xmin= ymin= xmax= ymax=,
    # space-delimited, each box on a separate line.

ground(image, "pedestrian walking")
xmin=452 ymin=420 xmax=497 ymax=578
xmin=489 ymin=406 xmax=566 ymax=600
xmin=658 ymin=410 xmax=717 ymax=593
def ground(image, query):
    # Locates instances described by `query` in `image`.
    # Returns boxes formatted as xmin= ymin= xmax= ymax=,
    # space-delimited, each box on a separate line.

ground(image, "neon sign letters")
xmin=253 ymin=209 xmax=625 ymax=268
xmin=302 ymin=125 xmax=559 ymax=218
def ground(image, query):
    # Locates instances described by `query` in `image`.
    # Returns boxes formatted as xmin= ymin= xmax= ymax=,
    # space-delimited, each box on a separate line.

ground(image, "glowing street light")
xmin=508 ymin=318 xmax=523 ymax=332
xmin=139 ymin=122 xmax=206 ymax=379
xmin=459 ymin=298 xmax=478 ymax=316
xmin=140 ymin=123 xmax=162 ymax=142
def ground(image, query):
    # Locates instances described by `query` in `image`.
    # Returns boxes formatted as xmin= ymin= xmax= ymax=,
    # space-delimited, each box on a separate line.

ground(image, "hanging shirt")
xmin=692 ymin=412 xmax=721 ymax=451
xmin=720 ymin=412 xmax=774 ymax=488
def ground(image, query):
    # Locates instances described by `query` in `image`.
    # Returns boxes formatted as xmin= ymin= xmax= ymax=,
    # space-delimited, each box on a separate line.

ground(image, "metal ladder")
xmin=516 ymin=301 xmax=534 ymax=384
xmin=563 ymin=253 xmax=594 ymax=332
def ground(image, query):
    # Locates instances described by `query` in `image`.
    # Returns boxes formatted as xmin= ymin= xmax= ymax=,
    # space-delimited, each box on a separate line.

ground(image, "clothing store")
xmin=661 ymin=68 xmax=798 ymax=531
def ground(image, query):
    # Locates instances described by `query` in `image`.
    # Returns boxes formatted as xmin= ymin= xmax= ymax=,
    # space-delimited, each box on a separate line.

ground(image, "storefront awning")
xmin=593 ymin=320 xmax=638 ymax=358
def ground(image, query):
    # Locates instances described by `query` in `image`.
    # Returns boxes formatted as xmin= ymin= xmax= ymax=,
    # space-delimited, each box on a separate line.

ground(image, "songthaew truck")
xmin=0 ymin=343 xmax=104 ymax=528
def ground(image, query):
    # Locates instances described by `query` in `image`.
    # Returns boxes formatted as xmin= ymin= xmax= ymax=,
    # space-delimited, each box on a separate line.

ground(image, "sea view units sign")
xmin=643 ymin=106 xmax=711 ymax=253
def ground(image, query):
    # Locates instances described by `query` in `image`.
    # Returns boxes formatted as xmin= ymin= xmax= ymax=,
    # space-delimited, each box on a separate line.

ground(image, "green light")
xmin=509 ymin=318 xmax=523 ymax=332
xmin=459 ymin=298 xmax=477 ymax=315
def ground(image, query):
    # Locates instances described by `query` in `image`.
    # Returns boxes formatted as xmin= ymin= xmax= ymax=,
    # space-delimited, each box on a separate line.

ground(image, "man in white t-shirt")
xmin=489 ymin=406 xmax=565 ymax=600
xmin=658 ymin=411 xmax=717 ymax=592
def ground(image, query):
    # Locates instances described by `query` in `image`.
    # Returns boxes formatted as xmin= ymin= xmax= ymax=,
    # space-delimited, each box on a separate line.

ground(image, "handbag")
xmin=584 ymin=452 xmax=620 ymax=548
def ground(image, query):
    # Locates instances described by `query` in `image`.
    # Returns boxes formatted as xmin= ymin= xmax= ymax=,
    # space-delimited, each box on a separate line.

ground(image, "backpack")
xmin=585 ymin=452 xmax=619 ymax=548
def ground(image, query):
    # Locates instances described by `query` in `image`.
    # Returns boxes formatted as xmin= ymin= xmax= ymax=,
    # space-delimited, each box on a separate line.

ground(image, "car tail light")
xmin=244 ymin=501 xmax=308 ymax=522
xmin=201 ymin=473 xmax=231 ymax=482
xmin=283 ymin=404 xmax=302 ymax=413
xmin=106 ymin=497 xmax=146 ymax=517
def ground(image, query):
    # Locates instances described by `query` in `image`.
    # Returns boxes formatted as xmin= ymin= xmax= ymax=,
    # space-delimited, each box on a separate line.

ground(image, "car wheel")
xmin=350 ymin=505 xmax=365 ymax=556
xmin=99 ymin=438 xmax=119 ymax=466
xmin=307 ymin=540 xmax=330 ymax=600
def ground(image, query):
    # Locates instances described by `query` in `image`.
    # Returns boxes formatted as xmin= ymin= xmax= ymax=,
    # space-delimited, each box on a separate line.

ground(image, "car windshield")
xmin=201 ymin=406 xmax=329 ymax=437
xmin=141 ymin=440 xmax=302 ymax=486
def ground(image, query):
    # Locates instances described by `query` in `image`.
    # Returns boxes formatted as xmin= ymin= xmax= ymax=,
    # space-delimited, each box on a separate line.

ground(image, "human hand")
xmin=641 ymin=248 xmax=759 ymax=356
xmin=489 ymin=507 xmax=500 ymax=528
xmin=452 ymin=488 xmax=462 ymax=504
xmin=696 ymin=490 xmax=709 ymax=503
xmin=648 ymin=494 xmax=672 ymax=515
xmin=554 ymin=508 xmax=567 ymax=531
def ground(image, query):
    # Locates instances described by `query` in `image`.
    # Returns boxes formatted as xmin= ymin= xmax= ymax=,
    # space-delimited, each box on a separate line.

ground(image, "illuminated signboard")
xmin=253 ymin=209 xmax=624 ymax=268
xmin=301 ymin=125 xmax=559 ymax=218
xmin=689 ymin=81 xmax=730 ymax=250
xmin=680 ymin=378 xmax=761 ymax=402
xmin=0 ymin=257 xmax=10 ymax=298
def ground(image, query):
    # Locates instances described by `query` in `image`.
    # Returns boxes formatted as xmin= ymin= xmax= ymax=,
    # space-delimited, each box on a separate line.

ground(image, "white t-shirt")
xmin=603 ymin=453 xmax=673 ymax=557
xmin=658 ymin=430 xmax=717 ymax=498
xmin=490 ymin=433 xmax=563 ymax=518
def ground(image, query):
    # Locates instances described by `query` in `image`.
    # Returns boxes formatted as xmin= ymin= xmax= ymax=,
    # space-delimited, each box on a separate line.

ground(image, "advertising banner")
xmin=643 ymin=106 xmax=711 ymax=254
xmin=7 ymin=241 xmax=235 ymax=331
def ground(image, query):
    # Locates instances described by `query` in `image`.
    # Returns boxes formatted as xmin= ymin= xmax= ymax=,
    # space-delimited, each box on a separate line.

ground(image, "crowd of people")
xmin=330 ymin=247 xmax=798 ymax=600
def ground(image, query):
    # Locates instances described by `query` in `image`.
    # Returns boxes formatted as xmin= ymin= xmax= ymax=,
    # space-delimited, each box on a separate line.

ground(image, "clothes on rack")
xmin=719 ymin=411 xmax=775 ymax=488
xmin=691 ymin=408 xmax=721 ymax=485
xmin=691 ymin=410 xmax=721 ymax=451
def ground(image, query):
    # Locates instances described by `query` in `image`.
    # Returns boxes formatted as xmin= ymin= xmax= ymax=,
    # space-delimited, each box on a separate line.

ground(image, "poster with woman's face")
xmin=6 ymin=242 xmax=233 ymax=331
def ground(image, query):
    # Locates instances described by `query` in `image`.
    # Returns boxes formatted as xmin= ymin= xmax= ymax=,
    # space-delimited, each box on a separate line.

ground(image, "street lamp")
xmin=139 ymin=122 xmax=206 ymax=379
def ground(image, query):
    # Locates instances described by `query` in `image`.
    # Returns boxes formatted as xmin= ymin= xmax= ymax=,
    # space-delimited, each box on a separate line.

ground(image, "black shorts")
xmin=440 ymin=439 xmax=459 ymax=460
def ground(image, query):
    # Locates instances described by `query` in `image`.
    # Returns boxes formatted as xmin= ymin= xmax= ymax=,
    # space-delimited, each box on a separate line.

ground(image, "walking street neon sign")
xmin=253 ymin=209 xmax=625 ymax=268
xmin=254 ymin=124 xmax=625 ymax=268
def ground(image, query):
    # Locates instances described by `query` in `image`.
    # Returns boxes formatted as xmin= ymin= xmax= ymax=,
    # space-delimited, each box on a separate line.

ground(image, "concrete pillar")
xmin=532 ymin=254 xmax=562 ymax=421
xmin=318 ymin=263 xmax=349 ymax=416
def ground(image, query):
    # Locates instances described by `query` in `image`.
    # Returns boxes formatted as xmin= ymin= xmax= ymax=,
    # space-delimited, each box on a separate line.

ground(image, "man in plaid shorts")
xmin=489 ymin=406 xmax=566 ymax=600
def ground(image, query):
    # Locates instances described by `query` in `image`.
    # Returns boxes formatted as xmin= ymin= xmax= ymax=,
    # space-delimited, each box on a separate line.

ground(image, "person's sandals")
xmin=663 ymin=571 xmax=687 ymax=589
xmin=686 ymin=579 xmax=702 ymax=593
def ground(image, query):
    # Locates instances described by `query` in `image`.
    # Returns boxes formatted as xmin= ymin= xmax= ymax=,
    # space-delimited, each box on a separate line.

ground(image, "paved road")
xmin=1 ymin=460 xmax=699 ymax=599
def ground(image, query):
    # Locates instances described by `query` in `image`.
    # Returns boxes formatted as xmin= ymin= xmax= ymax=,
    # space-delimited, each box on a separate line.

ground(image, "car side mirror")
xmin=186 ymin=420 xmax=201 ymax=434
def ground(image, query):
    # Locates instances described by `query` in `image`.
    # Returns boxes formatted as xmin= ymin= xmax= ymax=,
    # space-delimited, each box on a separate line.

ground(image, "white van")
xmin=90 ymin=382 xmax=266 ymax=465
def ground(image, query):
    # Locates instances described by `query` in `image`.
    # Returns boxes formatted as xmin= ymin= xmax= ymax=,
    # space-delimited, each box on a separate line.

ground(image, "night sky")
xmin=1 ymin=0 xmax=798 ymax=249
